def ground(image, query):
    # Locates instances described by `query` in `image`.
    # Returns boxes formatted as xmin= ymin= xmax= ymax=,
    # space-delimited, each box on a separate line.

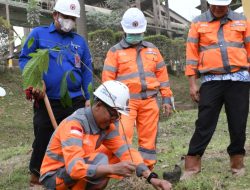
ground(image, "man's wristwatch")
xmin=147 ymin=172 xmax=159 ymax=184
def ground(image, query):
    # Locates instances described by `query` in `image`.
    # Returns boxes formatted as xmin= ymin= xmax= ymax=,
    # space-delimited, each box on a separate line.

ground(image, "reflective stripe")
xmin=187 ymin=37 xmax=198 ymax=43
xmin=117 ymin=72 xmax=138 ymax=81
xmin=136 ymin=163 xmax=148 ymax=177
xmin=57 ymin=167 xmax=75 ymax=185
xmin=245 ymin=37 xmax=250 ymax=43
xmin=199 ymin=42 xmax=244 ymax=52
xmin=114 ymin=144 xmax=129 ymax=158
xmin=160 ymin=81 xmax=170 ymax=87
xmin=103 ymin=64 xmax=117 ymax=72
xmin=40 ymin=172 xmax=56 ymax=188
xmin=138 ymin=147 xmax=157 ymax=161
xmin=116 ymin=72 xmax=156 ymax=81
xmin=198 ymin=65 xmax=249 ymax=73
xmin=186 ymin=60 xmax=198 ymax=65
xmin=105 ymin=130 xmax=119 ymax=140
xmin=156 ymin=61 xmax=166 ymax=70
xmin=217 ymin=22 xmax=230 ymax=72
xmin=62 ymin=138 xmax=82 ymax=148
xmin=87 ymin=165 xmax=98 ymax=177
xmin=85 ymin=153 xmax=108 ymax=178
xmin=47 ymin=150 xmax=64 ymax=163
xmin=130 ymin=90 xmax=158 ymax=99
xmin=199 ymin=44 xmax=219 ymax=52
xmin=40 ymin=171 xmax=57 ymax=182
xmin=136 ymin=49 xmax=147 ymax=99
xmin=68 ymin=157 xmax=85 ymax=174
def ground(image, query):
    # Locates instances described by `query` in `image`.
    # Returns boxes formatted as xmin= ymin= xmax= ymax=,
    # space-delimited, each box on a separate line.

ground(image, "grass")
xmin=0 ymin=70 xmax=249 ymax=190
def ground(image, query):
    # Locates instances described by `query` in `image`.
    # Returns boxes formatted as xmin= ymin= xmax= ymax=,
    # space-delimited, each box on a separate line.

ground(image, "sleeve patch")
xmin=70 ymin=126 xmax=83 ymax=136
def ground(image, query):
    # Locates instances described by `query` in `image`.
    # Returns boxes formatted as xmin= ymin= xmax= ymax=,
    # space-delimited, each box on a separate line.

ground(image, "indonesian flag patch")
xmin=70 ymin=126 xmax=83 ymax=136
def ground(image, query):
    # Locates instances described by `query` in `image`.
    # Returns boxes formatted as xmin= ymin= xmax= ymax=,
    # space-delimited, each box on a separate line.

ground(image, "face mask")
xmin=125 ymin=34 xmax=144 ymax=45
xmin=58 ymin=17 xmax=75 ymax=32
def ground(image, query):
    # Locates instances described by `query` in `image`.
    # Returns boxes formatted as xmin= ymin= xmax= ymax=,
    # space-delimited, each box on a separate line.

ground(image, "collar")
xmin=85 ymin=107 xmax=101 ymax=135
xmin=206 ymin=9 xmax=233 ymax=23
xmin=120 ymin=38 xmax=150 ymax=49
xmin=49 ymin=23 xmax=57 ymax=33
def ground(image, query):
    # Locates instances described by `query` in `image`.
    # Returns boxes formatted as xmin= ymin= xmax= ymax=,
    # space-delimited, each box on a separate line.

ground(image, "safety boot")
xmin=180 ymin=155 xmax=201 ymax=180
xmin=230 ymin=155 xmax=245 ymax=177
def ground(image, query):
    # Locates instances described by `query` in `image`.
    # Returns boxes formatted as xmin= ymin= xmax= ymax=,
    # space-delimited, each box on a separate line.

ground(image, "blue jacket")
xmin=19 ymin=23 xmax=92 ymax=100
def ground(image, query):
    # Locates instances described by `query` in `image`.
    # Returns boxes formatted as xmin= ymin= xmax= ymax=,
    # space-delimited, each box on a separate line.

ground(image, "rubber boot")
xmin=230 ymin=155 xmax=245 ymax=177
xmin=180 ymin=155 xmax=201 ymax=180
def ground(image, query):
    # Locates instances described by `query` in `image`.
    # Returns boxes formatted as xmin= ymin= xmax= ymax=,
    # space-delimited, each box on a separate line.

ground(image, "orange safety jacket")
xmin=40 ymin=107 xmax=148 ymax=183
xmin=185 ymin=9 xmax=250 ymax=76
xmin=102 ymin=39 xmax=172 ymax=104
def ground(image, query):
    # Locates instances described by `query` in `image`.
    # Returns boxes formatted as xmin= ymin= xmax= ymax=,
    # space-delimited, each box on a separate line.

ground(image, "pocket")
xmin=145 ymin=53 xmax=158 ymax=62
xmin=230 ymin=26 xmax=246 ymax=40
xmin=198 ymin=27 xmax=214 ymax=44
xmin=118 ymin=55 xmax=132 ymax=64
xmin=198 ymin=27 xmax=212 ymax=33
xmin=144 ymin=53 xmax=158 ymax=71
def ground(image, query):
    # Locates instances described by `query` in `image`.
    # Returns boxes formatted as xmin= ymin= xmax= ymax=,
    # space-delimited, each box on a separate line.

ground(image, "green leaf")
xmin=88 ymin=83 xmax=94 ymax=106
xmin=60 ymin=72 xmax=72 ymax=107
xmin=28 ymin=37 xmax=34 ymax=49
xmin=69 ymin=71 xmax=76 ymax=83
xmin=51 ymin=46 xmax=61 ymax=51
xmin=56 ymin=53 xmax=63 ymax=65
xmin=60 ymin=91 xmax=72 ymax=107
xmin=22 ymin=49 xmax=49 ymax=91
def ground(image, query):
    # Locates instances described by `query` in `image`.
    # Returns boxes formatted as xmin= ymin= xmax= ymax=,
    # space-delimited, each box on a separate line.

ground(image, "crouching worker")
xmin=39 ymin=80 xmax=172 ymax=190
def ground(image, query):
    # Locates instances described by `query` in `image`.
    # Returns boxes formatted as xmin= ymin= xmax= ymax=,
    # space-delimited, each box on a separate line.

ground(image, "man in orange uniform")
xmin=182 ymin=0 xmax=250 ymax=180
xmin=39 ymin=80 xmax=172 ymax=190
xmin=102 ymin=8 xmax=173 ymax=169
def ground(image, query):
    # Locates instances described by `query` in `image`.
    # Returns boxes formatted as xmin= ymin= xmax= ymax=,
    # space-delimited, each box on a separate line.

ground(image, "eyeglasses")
xmin=103 ymin=103 xmax=120 ymax=120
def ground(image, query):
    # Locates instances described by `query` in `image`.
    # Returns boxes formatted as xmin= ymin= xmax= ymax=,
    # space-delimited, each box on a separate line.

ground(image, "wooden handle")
xmin=44 ymin=94 xmax=58 ymax=129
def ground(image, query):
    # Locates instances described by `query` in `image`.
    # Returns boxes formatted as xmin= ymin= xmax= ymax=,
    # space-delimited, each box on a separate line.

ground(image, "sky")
xmin=168 ymin=0 xmax=201 ymax=21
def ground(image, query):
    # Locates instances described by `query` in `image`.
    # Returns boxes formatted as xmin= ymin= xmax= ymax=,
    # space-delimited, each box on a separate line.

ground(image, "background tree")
xmin=26 ymin=0 xmax=41 ymax=26
xmin=77 ymin=0 xmax=88 ymax=40
xmin=0 ymin=17 xmax=9 ymax=58
xmin=86 ymin=0 xmax=126 ymax=32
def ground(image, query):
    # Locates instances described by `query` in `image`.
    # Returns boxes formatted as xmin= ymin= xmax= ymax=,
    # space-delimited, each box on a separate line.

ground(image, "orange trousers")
xmin=119 ymin=98 xmax=159 ymax=168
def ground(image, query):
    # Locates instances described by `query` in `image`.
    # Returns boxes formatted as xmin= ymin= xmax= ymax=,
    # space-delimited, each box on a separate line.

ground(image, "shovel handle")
xmin=44 ymin=94 xmax=58 ymax=129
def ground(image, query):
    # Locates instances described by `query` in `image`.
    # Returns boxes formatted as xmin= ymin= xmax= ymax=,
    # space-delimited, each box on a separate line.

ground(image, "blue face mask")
xmin=125 ymin=34 xmax=144 ymax=45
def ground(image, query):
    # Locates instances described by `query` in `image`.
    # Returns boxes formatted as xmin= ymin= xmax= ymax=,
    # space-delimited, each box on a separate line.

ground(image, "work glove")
xmin=25 ymin=86 xmax=45 ymax=107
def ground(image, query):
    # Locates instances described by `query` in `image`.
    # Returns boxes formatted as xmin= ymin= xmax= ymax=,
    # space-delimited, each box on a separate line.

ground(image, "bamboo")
xmin=44 ymin=94 xmax=58 ymax=129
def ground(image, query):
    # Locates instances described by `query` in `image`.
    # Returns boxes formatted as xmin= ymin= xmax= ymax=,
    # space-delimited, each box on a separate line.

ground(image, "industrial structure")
xmin=0 ymin=0 xmax=190 ymax=36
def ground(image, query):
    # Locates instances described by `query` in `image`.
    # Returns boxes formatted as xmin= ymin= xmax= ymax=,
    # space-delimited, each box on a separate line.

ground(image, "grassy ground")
xmin=0 ymin=70 xmax=249 ymax=190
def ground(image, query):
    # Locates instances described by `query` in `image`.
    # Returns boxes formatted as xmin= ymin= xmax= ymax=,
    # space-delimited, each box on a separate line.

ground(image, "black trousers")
xmin=188 ymin=81 xmax=249 ymax=157
xmin=29 ymin=96 xmax=85 ymax=177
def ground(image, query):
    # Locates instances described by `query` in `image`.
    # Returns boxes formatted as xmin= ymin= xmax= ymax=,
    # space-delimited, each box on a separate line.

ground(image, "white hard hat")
xmin=54 ymin=0 xmax=80 ymax=18
xmin=121 ymin=8 xmax=147 ymax=34
xmin=207 ymin=0 xmax=232 ymax=5
xmin=93 ymin=81 xmax=130 ymax=116
xmin=0 ymin=87 xmax=6 ymax=97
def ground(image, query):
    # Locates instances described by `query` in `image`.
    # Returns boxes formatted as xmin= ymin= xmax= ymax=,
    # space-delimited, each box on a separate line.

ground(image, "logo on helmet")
xmin=100 ymin=88 xmax=117 ymax=102
xmin=70 ymin=4 xmax=76 ymax=10
xmin=132 ymin=21 xmax=139 ymax=28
